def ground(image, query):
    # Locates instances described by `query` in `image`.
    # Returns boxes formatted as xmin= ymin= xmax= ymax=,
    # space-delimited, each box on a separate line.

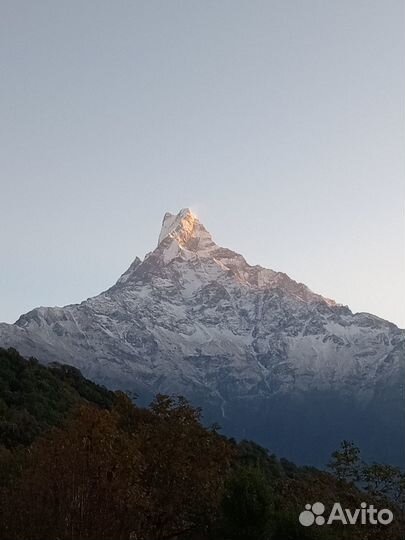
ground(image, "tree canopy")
xmin=0 ymin=348 xmax=403 ymax=540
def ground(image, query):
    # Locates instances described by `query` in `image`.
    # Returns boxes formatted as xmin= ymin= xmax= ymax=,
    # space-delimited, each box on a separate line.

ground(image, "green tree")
xmin=327 ymin=440 xmax=361 ymax=484
xmin=220 ymin=466 xmax=273 ymax=540
xmin=362 ymin=463 xmax=402 ymax=500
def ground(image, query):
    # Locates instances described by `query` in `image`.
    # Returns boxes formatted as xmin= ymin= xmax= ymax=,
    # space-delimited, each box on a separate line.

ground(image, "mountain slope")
xmin=0 ymin=208 xmax=403 ymax=465
xmin=0 ymin=347 xmax=115 ymax=448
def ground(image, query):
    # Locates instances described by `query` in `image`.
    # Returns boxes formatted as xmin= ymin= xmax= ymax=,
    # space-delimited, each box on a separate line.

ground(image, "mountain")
xmin=0 ymin=208 xmax=403 ymax=465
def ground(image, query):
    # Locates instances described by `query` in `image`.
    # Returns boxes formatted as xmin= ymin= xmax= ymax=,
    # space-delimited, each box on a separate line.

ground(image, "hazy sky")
xmin=1 ymin=1 xmax=404 ymax=327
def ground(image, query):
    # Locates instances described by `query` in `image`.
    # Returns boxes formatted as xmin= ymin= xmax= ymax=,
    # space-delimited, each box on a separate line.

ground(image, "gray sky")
xmin=1 ymin=1 xmax=404 ymax=327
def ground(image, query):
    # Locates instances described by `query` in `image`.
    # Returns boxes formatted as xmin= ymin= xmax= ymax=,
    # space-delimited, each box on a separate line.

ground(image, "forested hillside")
xmin=0 ymin=348 xmax=403 ymax=540
xmin=0 ymin=347 xmax=115 ymax=448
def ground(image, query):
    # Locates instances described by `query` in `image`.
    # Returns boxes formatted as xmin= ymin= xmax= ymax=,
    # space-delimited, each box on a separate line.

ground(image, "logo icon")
xmin=299 ymin=502 xmax=325 ymax=527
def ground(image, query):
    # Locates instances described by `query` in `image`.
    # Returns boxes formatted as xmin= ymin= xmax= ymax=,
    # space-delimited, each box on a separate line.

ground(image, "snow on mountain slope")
xmin=0 ymin=208 xmax=403 ymax=465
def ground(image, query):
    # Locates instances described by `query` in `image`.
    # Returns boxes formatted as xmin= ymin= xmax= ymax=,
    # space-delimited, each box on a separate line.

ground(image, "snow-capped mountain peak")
xmin=119 ymin=210 xmax=337 ymax=304
xmin=158 ymin=208 xmax=197 ymax=245
xmin=158 ymin=208 xmax=216 ymax=256
xmin=0 ymin=207 xmax=403 ymax=465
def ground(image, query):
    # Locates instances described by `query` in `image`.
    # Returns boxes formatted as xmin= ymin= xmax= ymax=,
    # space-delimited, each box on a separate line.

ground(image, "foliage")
xmin=362 ymin=463 xmax=404 ymax=502
xmin=0 ymin=384 xmax=233 ymax=539
xmin=0 ymin=347 xmax=115 ymax=448
xmin=327 ymin=440 xmax=362 ymax=483
xmin=220 ymin=466 xmax=273 ymax=540
xmin=0 ymin=348 xmax=403 ymax=539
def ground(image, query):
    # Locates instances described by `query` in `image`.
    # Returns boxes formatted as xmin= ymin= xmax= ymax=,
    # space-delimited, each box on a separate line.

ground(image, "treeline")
xmin=328 ymin=440 xmax=405 ymax=503
xmin=0 ymin=348 xmax=403 ymax=540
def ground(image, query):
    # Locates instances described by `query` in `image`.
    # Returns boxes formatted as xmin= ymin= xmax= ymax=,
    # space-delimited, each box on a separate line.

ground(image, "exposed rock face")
xmin=1 ymin=208 xmax=403 ymax=465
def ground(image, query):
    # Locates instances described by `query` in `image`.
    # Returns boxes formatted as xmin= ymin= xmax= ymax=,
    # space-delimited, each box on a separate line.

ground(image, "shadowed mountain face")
xmin=1 ymin=208 xmax=404 ymax=465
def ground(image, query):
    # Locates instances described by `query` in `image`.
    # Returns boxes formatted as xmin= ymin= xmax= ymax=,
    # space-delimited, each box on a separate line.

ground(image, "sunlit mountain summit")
xmin=1 ymin=208 xmax=403 ymax=465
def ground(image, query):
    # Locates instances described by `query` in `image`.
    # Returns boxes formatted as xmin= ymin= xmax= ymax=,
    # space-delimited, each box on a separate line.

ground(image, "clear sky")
xmin=1 ymin=1 xmax=404 ymax=327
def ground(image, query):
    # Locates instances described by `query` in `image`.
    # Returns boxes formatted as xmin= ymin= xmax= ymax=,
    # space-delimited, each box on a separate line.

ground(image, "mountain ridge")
xmin=0 ymin=208 xmax=403 ymax=465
